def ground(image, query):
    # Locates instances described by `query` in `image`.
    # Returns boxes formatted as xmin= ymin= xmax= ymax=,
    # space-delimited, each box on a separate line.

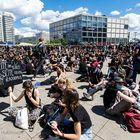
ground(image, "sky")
xmin=0 ymin=0 xmax=140 ymax=38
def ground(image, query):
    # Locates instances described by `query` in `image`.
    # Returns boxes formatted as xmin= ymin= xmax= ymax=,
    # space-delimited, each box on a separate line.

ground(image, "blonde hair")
xmin=57 ymin=78 xmax=66 ymax=84
xmin=66 ymin=79 xmax=74 ymax=89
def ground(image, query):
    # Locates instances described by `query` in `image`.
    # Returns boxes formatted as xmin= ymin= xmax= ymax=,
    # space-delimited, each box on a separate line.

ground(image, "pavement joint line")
xmin=24 ymin=130 xmax=33 ymax=139
xmin=95 ymin=119 xmax=110 ymax=139
xmin=30 ymin=130 xmax=43 ymax=139
xmin=93 ymin=134 xmax=104 ymax=140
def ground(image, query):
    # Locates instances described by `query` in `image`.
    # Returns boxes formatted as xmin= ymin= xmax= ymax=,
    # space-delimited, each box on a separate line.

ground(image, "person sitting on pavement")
xmin=106 ymin=77 xmax=136 ymax=116
xmin=50 ymin=88 xmax=93 ymax=140
xmin=8 ymin=80 xmax=41 ymax=123
xmin=82 ymin=63 xmax=104 ymax=101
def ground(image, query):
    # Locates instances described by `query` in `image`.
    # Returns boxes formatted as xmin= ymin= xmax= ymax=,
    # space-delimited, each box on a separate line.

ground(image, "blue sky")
xmin=42 ymin=0 xmax=140 ymax=14
xmin=0 ymin=0 xmax=140 ymax=38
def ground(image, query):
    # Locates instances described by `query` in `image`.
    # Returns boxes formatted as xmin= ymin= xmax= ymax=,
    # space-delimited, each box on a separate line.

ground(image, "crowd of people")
xmin=0 ymin=38 xmax=140 ymax=139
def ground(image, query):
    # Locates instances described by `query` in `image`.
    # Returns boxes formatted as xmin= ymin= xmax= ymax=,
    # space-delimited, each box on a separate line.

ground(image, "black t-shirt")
xmin=103 ymin=86 xmax=117 ymax=109
xmin=89 ymin=68 xmax=103 ymax=84
xmin=69 ymin=104 xmax=92 ymax=131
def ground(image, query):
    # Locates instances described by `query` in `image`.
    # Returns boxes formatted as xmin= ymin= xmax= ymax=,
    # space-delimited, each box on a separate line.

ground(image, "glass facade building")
xmin=50 ymin=14 xmax=129 ymax=44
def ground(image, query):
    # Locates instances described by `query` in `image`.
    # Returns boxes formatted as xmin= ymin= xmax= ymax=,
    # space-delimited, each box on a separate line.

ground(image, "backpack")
xmin=122 ymin=108 xmax=140 ymax=133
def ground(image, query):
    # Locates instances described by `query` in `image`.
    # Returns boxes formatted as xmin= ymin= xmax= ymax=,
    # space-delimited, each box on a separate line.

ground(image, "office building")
xmin=50 ymin=14 xmax=128 ymax=45
xmin=0 ymin=12 xmax=15 ymax=44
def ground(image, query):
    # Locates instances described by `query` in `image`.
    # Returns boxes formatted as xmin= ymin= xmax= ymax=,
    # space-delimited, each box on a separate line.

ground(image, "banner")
xmin=0 ymin=60 xmax=23 ymax=87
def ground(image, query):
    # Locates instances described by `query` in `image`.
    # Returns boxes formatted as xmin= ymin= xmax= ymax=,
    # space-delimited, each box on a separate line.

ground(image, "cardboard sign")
xmin=0 ymin=60 xmax=23 ymax=87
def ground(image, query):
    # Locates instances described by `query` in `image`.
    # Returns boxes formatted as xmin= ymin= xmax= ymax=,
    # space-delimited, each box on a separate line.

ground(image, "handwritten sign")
xmin=0 ymin=60 xmax=23 ymax=87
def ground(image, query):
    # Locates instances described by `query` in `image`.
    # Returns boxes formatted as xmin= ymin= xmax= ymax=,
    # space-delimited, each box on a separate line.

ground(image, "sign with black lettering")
xmin=0 ymin=60 xmax=23 ymax=87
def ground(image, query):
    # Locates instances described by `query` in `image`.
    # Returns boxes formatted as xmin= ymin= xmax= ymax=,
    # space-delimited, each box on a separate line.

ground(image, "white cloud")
xmin=15 ymin=27 xmax=39 ymax=37
xmin=15 ymin=7 xmax=88 ymax=37
xmin=95 ymin=11 xmax=102 ymax=16
xmin=21 ymin=7 xmax=88 ymax=31
xmin=125 ymin=8 xmax=132 ymax=12
xmin=110 ymin=10 xmax=120 ymax=16
xmin=136 ymin=3 xmax=140 ymax=7
xmin=122 ymin=13 xmax=140 ymax=38
xmin=0 ymin=0 xmax=44 ymax=18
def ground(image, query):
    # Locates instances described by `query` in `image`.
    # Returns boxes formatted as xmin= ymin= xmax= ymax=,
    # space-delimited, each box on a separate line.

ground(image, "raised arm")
xmin=8 ymin=87 xmax=24 ymax=102
xmin=117 ymin=91 xmax=136 ymax=103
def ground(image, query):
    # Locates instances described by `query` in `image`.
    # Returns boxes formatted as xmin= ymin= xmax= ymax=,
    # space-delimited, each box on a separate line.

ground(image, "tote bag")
xmin=15 ymin=107 xmax=29 ymax=130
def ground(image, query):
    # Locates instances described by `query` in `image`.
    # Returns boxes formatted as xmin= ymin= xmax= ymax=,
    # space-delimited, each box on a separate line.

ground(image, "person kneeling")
xmin=8 ymin=80 xmax=41 ymax=124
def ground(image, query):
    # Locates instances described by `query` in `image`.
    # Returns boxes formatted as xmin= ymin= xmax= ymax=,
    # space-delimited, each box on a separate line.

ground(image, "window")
xmin=124 ymin=24 xmax=128 ymax=29
xmin=98 ymin=22 xmax=102 ymax=28
xmin=92 ymin=22 xmax=97 ymax=27
xmin=88 ymin=32 xmax=92 ymax=36
xmin=108 ymin=18 xmax=112 ymax=22
xmin=124 ymin=34 xmax=128 ymax=38
xmin=116 ymin=34 xmax=120 ymax=38
xmin=116 ymin=24 xmax=120 ymax=28
xmin=102 ymin=18 xmax=107 ymax=22
xmin=93 ymin=32 xmax=97 ymax=37
xmin=82 ymin=32 xmax=87 ymax=36
xmin=103 ymin=33 xmax=107 ymax=37
xmin=112 ymin=18 xmax=116 ymax=23
xmin=112 ymin=29 xmax=115 ymax=33
xmin=82 ymin=21 xmax=87 ymax=27
xmin=112 ymin=34 xmax=115 ymax=38
xmin=107 ymin=28 xmax=111 ymax=32
xmin=88 ymin=16 xmax=92 ymax=21
xmin=107 ymin=33 xmax=111 ymax=37
xmin=103 ymin=38 xmax=106 ymax=42
xmin=103 ymin=28 xmax=107 ymax=32
xmin=98 ymin=28 xmax=102 ymax=32
xmin=98 ymin=17 xmax=102 ymax=22
xmin=98 ymin=33 xmax=102 ymax=37
xmin=107 ymin=23 xmax=111 ymax=28
xmin=82 ymin=15 xmax=87 ymax=20
xmin=92 ymin=17 xmax=97 ymax=21
xmin=87 ymin=21 xmax=92 ymax=27
xmin=116 ymin=29 xmax=120 ymax=33
xmin=112 ymin=24 xmax=116 ymax=28
xmin=103 ymin=23 xmax=107 ymax=28
xmin=82 ymin=27 xmax=87 ymax=31
xmin=98 ymin=38 xmax=102 ymax=42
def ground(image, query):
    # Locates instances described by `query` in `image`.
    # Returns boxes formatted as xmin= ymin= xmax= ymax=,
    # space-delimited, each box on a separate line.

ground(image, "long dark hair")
xmin=22 ymin=80 xmax=33 ymax=89
xmin=63 ymin=88 xmax=79 ymax=111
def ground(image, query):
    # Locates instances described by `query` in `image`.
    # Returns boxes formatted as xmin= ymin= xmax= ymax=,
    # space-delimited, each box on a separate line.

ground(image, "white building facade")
xmin=0 ymin=12 xmax=15 ymax=43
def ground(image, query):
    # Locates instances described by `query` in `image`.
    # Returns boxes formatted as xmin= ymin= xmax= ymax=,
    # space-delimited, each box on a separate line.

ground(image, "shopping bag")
xmin=15 ymin=107 xmax=29 ymax=130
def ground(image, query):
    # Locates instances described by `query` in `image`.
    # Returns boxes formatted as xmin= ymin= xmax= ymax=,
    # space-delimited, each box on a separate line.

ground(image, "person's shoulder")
xmin=34 ymin=88 xmax=39 ymax=94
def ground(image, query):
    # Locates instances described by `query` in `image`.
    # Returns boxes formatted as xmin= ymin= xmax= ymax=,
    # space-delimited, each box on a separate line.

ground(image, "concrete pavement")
xmin=0 ymin=57 xmax=140 ymax=140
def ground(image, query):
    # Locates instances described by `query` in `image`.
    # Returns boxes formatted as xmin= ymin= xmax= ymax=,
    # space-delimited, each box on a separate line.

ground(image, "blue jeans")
xmin=80 ymin=127 xmax=93 ymax=140
xmin=63 ymin=119 xmax=93 ymax=140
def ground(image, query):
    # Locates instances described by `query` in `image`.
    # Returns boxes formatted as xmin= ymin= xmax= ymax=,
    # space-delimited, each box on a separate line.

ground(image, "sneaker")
xmin=31 ymin=77 xmax=36 ymax=81
xmin=83 ymin=92 xmax=93 ymax=101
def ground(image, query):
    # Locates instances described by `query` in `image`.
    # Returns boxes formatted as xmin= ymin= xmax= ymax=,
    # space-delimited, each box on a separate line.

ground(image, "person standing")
xmin=32 ymin=38 xmax=46 ymax=81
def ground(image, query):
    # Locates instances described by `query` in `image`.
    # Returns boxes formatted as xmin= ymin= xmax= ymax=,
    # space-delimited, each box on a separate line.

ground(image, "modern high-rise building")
xmin=0 ymin=12 xmax=15 ymax=43
xmin=50 ymin=14 xmax=129 ymax=45
xmin=0 ymin=14 xmax=4 ymax=42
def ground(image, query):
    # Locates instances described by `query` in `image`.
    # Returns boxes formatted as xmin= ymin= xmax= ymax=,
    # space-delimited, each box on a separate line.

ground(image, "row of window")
xmin=82 ymin=37 xmax=128 ymax=43
xmin=50 ymin=17 xmax=128 ymax=28
xmin=50 ymin=24 xmax=128 ymax=33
